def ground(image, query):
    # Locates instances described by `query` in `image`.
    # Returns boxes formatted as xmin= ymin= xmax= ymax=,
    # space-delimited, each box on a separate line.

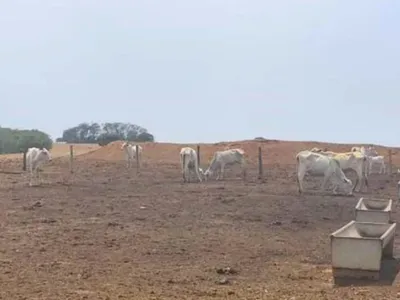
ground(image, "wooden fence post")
xmin=69 ymin=145 xmax=74 ymax=174
xmin=136 ymin=144 xmax=140 ymax=173
xmin=197 ymin=145 xmax=201 ymax=166
xmin=23 ymin=150 xmax=27 ymax=171
xmin=258 ymin=146 xmax=263 ymax=180
xmin=388 ymin=149 xmax=392 ymax=176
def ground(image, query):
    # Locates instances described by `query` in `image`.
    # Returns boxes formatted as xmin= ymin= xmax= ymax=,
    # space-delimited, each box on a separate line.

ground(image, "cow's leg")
xmin=241 ymin=160 xmax=247 ymax=180
xmin=219 ymin=164 xmax=225 ymax=180
xmin=125 ymin=153 xmax=130 ymax=168
xmin=355 ymin=174 xmax=362 ymax=192
xmin=332 ymin=183 xmax=339 ymax=195
xmin=351 ymin=169 xmax=360 ymax=192
xmin=380 ymin=162 xmax=385 ymax=174
xmin=321 ymin=172 xmax=331 ymax=192
xmin=182 ymin=167 xmax=186 ymax=182
xmin=29 ymin=165 xmax=34 ymax=186
xmin=38 ymin=167 xmax=43 ymax=185
xmin=297 ymin=169 xmax=305 ymax=194
xmin=34 ymin=167 xmax=40 ymax=186
xmin=356 ymin=167 xmax=367 ymax=192
xmin=195 ymin=166 xmax=202 ymax=182
xmin=184 ymin=167 xmax=188 ymax=183
xmin=216 ymin=167 xmax=221 ymax=180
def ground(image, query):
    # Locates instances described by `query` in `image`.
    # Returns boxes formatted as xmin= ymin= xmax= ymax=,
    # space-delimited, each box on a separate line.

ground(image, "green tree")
xmin=58 ymin=122 xmax=155 ymax=145
xmin=0 ymin=127 xmax=53 ymax=154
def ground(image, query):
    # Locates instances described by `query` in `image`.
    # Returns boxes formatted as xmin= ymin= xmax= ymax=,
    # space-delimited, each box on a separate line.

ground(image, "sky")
xmin=0 ymin=1 xmax=399 ymax=146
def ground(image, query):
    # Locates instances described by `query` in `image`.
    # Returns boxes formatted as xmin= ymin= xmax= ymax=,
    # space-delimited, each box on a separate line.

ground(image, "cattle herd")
xmin=297 ymin=146 xmax=386 ymax=195
xmin=25 ymin=143 xmax=386 ymax=195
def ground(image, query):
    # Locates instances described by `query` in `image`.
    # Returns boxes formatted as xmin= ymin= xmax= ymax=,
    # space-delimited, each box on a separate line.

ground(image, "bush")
xmin=0 ymin=127 xmax=53 ymax=154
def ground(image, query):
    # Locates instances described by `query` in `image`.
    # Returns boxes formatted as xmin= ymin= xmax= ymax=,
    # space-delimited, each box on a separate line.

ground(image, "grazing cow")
xmin=26 ymin=147 xmax=52 ymax=186
xmin=121 ymin=142 xmax=142 ymax=168
xmin=368 ymin=155 xmax=386 ymax=174
xmin=312 ymin=150 xmax=368 ymax=192
xmin=179 ymin=147 xmax=203 ymax=183
xmin=203 ymin=148 xmax=246 ymax=180
xmin=296 ymin=150 xmax=353 ymax=195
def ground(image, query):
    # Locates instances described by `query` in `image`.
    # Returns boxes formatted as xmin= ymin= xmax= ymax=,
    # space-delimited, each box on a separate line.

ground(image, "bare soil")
xmin=0 ymin=140 xmax=399 ymax=299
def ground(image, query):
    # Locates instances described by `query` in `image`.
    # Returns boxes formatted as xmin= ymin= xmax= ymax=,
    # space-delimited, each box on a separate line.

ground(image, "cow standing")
xmin=26 ymin=147 xmax=52 ymax=186
xmin=311 ymin=149 xmax=368 ymax=192
xmin=121 ymin=142 xmax=142 ymax=168
xmin=296 ymin=150 xmax=353 ymax=195
xmin=368 ymin=156 xmax=386 ymax=174
xmin=179 ymin=147 xmax=203 ymax=183
xmin=203 ymin=148 xmax=246 ymax=180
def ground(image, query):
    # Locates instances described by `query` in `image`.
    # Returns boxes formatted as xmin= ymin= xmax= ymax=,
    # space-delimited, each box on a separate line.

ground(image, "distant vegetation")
xmin=0 ymin=122 xmax=154 ymax=154
xmin=0 ymin=127 xmax=53 ymax=154
xmin=57 ymin=122 xmax=155 ymax=146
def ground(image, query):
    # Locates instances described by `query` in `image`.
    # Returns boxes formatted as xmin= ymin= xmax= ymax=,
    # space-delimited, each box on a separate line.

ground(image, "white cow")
xmin=179 ymin=147 xmax=203 ymax=183
xmin=351 ymin=146 xmax=382 ymax=174
xmin=310 ymin=147 xmax=328 ymax=153
xmin=26 ymin=147 xmax=52 ymax=186
xmin=121 ymin=142 xmax=143 ymax=168
xmin=351 ymin=146 xmax=379 ymax=157
xmin=368 ymin=156 xmax=386 ymax=174
xmin=296 ymin=150 xmax=353 ymax=195
xmin=203 ymin=148 xmax=246 ymax=180
xmin=311 ymin=149 xmax=368 ymax=192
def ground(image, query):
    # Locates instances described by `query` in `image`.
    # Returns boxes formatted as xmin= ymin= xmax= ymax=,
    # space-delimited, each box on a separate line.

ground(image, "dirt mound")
xmin=79 ymin=139 xmax=400 ymax=167
xmin=79 ymin=140 xmax=271 ymax=165
xmin=0 ymin=143 xmax=100 ymax=162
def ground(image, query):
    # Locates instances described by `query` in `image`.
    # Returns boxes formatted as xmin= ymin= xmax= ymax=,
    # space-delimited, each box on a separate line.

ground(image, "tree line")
xmin=0 ymin=122 xmax=154 ymax=154
xmin=0 ymin=128 xmax=53 ymax=154
xmin=56 ymin=122 xmax=154 ymax=145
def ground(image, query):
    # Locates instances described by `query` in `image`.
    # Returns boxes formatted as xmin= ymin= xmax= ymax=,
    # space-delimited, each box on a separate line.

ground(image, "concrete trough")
xmin=355 ymin=197 xmax=393 ymax=223
xmin=330 ymin=220 xmax=396 ymax=280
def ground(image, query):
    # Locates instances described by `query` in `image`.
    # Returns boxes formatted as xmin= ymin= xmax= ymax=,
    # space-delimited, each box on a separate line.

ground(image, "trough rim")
xmin=355 ymin=197 xmax=392 ymax=211
xmin=330 ymin=220 xmax=396 ymax=241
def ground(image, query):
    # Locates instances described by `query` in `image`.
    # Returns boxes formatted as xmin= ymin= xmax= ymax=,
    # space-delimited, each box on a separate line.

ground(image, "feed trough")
xmin=355 ymin=197 xmax=392 ymax=223
xmin=330 ymin=220 xmax=396 ymax=280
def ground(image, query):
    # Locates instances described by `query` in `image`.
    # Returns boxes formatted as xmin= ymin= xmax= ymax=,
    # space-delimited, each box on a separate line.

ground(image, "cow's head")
xmin=332 ymin=159 xmax=353 ymax=195
xmin=342 ymin=178 xmax=353 ymax=195
xmin=121 ymin=142 xmax=129 ymax=150
xmin=203 ymin=169 xmax=212 ymax=181
xmin=40 ymin=148 xmax=52 ymax=162
xmin=333 ymin=175 xmax=353 ymax=195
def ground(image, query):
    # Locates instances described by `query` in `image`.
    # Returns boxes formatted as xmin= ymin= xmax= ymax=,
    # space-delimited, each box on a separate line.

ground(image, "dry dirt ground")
xmin=0 ymin=140 xmax=400 ymax=299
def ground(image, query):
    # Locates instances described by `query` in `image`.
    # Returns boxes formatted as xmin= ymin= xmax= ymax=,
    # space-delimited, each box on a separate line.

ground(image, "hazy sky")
xmin=1 ymin=1 xmax=399 ymax=146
